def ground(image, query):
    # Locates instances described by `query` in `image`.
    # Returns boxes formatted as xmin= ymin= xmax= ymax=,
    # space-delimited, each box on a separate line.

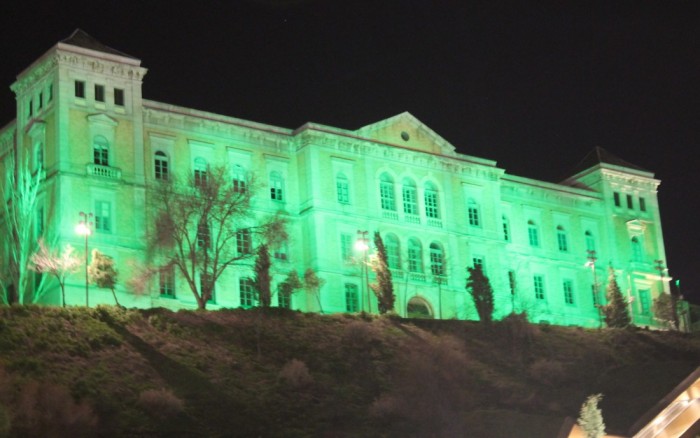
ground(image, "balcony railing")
xmin=87 ymin=164 xmax=122 ymax=180
xmin=427 ymin=218 xmax=443 ymax=228
xmin=404 ymin=214 xmax=420 ymax=224
xmin=382 ymin=210 xmax=399 ymax=220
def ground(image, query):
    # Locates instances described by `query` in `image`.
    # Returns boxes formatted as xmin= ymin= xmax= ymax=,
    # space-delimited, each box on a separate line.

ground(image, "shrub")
xmin=138 ymin=388 xmax=185 ymax=419
xmin=14 ymin=380 xmax=98 ymax=437
xmin=528 ymin=359 xmax=566 ymax=386
xmin=279 ymin=359 xmax=313 ymax=388
xmin=0 ymin=404 xmax=9 ymax=438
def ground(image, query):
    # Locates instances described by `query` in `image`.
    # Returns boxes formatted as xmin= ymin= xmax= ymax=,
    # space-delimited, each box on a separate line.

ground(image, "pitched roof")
xmin=568 ymin=146 xmax=647 ymax=176
xmin=60 ymin=29 xmax=137 ymax=59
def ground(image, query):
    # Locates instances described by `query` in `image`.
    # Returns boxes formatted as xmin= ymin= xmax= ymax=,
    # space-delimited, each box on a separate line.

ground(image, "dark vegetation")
xmin=0 ymin=306 xmax=698 ymax=437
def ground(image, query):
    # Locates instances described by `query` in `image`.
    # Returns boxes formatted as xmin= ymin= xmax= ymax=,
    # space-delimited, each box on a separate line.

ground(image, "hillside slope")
xmin=1 ymin=306 xmax=698 ymax=437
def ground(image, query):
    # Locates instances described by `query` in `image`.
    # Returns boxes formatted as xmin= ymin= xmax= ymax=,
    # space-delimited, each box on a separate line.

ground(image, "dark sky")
xmin=1 ymin=1 xmax=699 ymax=303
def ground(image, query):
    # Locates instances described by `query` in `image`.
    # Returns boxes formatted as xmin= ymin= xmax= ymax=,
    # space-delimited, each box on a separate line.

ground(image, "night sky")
xmin=1 ymin=1 xmax=699 ymax=303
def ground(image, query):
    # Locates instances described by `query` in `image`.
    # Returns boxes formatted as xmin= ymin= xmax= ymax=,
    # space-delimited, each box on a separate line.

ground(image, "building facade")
xmin=0 ymin=30 xmax=671 ymax=327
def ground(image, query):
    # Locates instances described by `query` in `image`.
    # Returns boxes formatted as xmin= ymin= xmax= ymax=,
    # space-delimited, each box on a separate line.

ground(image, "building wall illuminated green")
xmin=0 ymin=30 xmax=670 ymax=327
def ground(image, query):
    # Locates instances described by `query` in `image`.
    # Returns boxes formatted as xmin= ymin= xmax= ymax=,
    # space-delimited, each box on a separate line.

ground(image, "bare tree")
xmin=148 ymin=165 xmax=286 ymax=309
xmin=28 ymin=240 xmax=81 ymax=307
xmin=1 ymin=151 xmax=44 ymax=304
xmin=88 ymin=249 xmax=120 ymax=307
xmin=303 ymin=268 xmax=325 ymax=313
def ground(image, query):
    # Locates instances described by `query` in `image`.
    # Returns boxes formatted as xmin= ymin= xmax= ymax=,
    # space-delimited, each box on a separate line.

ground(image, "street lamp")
xmin=585 ymin=249 xmax=602 ymax=328
xmin=355 ymin=230 xmax=370 ymax=313
xmin=76 ymin=212 xmax=93 ymax=307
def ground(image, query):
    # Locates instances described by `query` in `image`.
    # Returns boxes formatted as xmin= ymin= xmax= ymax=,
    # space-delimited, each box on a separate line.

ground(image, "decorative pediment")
xmin=626 ymin=219 xmax=646 ymax=236
xmin=87 ymin=113 xmax=118 ymax=127
xmin=354 ymin=112 xmax=457 ymax=156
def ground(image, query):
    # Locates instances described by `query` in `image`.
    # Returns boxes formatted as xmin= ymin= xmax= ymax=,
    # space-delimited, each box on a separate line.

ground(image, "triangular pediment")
xmin=87 ymin=113 xmax=118 ymax=127
xmin=354 ymin=112 xmax=456 ymax=156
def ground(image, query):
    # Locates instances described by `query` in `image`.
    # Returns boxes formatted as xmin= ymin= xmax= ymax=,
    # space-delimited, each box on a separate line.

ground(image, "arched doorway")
xmin=407 ymin=296 xmax=433 ymax=319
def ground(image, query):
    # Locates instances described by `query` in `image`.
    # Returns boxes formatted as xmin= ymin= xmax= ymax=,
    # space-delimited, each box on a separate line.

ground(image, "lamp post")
xmin=76 ymin=212 xmax=93 ymax=307
xmin=355 ymin=230 xmax=370 ymax=313
xmin=586 ymin=249 xmax=601 ymax=328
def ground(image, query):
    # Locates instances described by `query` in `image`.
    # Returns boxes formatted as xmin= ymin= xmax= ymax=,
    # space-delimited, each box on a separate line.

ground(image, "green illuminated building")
xmin=0 ymin=30 xmax=671 ymax=327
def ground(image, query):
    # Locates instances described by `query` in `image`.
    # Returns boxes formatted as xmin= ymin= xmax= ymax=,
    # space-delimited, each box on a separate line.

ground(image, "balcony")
xmin=409 ymin=272 xmax=426 ymax=282
xmin=382 ymin=210 xmax=399 ymax=220
xmin=427 ymin=218 xmax=443 ymax=228
xmin=87 ymin=164 xmax=122 ymax=180
xmin=404 ymin=214 xmax=421 ymax=224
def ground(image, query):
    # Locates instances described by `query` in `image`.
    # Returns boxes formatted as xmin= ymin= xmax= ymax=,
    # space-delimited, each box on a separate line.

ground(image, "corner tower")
xmin=8 ymin=30 xmax=148 ymax=305
xmin=564 ymin=147 xmax=667 ymax=325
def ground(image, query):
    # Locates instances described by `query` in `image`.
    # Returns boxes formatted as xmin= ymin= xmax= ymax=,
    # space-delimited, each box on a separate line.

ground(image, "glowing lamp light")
xmin=355 ymin=240 xmax=369 ymax=251
xmin=75 ymin=222 xmax=92 ymax=236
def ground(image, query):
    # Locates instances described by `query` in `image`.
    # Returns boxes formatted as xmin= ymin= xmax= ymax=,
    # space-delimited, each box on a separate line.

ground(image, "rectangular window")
xmin=94 ymin=201 xmax=112 ymax=233
xmin=236 ymin=229 xmax=252 ymax=255
xmin=28 ymin=99 xmax=33 ymax=117
xmin=380 ymin=181 xmax=395 ymax=211
xmin=639 ymin=197 xmax=646 ymax=212
xmin=197 ymin=222 xmax=210 ymax=250
xmin=278 ymin=285 xmax=291 ymax=309
xmin=402 ymin=186 xmax=417 ymax=215
xmin=337 ymin=178 xmax=350 ymax=204
xmin=508 ymin=270 xmax=516 ymax=295
xmin=425 ymin=191 xmax=439 ymax=219
xmin=557 ymin=231 xmax=568 ymax=252
xmin=38 ymin=92 xmax=43 ymax=110
xmin=114 ymin=88 xmax=124 ymax=106
xmin=75 ymin=80 xmax=85 ymax=98
xmin=345 ymin=283 xmax=359 ymax=312
xmin=613 ymin=191 xmax=620 ymax=207
xmin=472 ymin=257 xmax=484 ymax=270
xmin=95 ymin=84 xmax=105 ymax=102
xmin=502 ymin=219 xmax=510 ymax=241
xmin=240 ymin=278 xmax=256 ymax=307
xmin=159 ymin=266 xmax=175 ymax=297
xmin=48 ymin=83 xmax=53 ymax=102
xmin=468 ymin=206 xmax=480 ymax=227
xmin=340 ymin=233 xmax=353 ymax=262
xmin=639 ymin=289 xmax=650 ymax=315
xmin=563 ymin=279 xmax=574 ymax=305
xmin=534 ymin=275 xmax=545 ymax=300
xmin=528 ymin=226 xmax=539 ymax=247
xmin=627 ymin=194 xmax=633 ymax=209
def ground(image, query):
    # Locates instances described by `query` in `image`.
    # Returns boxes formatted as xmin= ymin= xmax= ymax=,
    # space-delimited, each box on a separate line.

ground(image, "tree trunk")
xmin=110 ymin=287 xmax=121 ymax=307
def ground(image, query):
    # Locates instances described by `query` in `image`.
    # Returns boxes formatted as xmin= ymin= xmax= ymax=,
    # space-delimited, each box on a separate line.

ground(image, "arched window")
xmin=528 ymin=220 xmax=539 ymax=247
xmin=270 ymin=171 xmax=285 ymax=201
xmin=232 ymin=165 xmax=247 ymax=193
xmin=424 ymin=182 xmax=440 ymax=219
xmin=631 ymin=236 xmax=643 ymax=262
xmin=154 ymin=151 xmax=169 ymax=180
xmin=556 ymin=225 xmax=568 ymax=252
xmin=407 ymin=238 xmax=423 ymax=273
xmin=585 ymin=230 xmax=595 ymax=253
xmin=468 ymin=199 xmax=480 ymax=227
xmin=379 ymin=173 xmax=396 ymax=211
xmin=193 ymin=157 xmax=207 ymax=186
xmin=385 ymin=233 xmax=400 ymax=270
xmin=502 ymin=215 xmax=510 ymax=241
xmin=429 ymin=242 xmax=445 ymax=277
xmin=407 ymin=296 xmax=433 ymax=319
xmin=402 ymin=178 xmax=417 ymax=215
xmin=336 ymin=172 xmax=349 ymax=204
xmin=93 ymin=135 xmax=109 ymax=166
